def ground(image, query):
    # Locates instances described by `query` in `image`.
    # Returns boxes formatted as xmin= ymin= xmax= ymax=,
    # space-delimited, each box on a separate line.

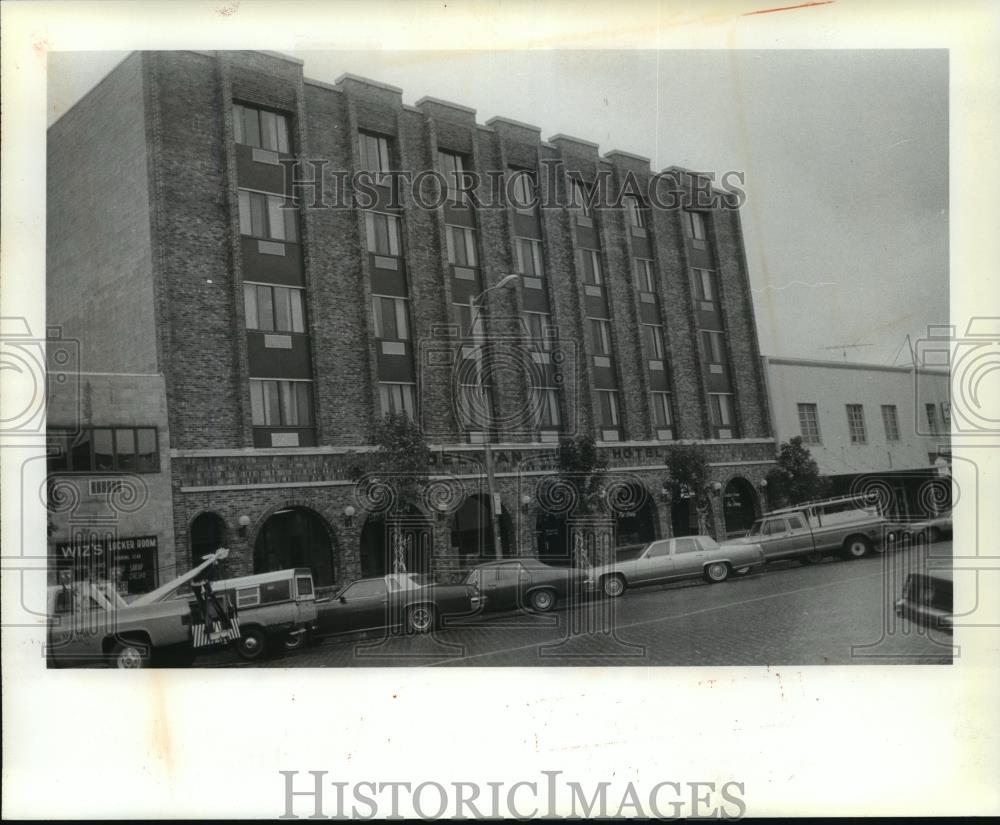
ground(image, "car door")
xmin=48 ymin=585 xmax=108 ymax=665
xmin=670 ymin=536 xmax=704 ymax=576
xmin=758 ymin=518 xmax=791 ymax=560
xmin=493 ymin=564 xmax=523 ymax=611
xmin=333 ymin=580 xmax=389 ymax=631
xmin=634 ymin=541 xmax=674 ymax=584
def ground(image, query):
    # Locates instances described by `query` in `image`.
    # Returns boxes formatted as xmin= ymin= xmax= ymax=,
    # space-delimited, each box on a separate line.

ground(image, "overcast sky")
xmin=48 ymin=49 xmax=948 ymax=366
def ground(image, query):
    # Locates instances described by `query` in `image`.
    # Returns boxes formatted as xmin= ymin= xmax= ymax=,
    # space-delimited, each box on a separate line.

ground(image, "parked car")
xmin=209 ymin=568 xmax=319 ymax=661
xmin=48 ymin=548 xmax=239 ymax=669
xmin=316 ymin=573 xmax=482 ymax=636
xmin=731 ymin=495 xmax=886 ymax=564
xmin=905 ymin=514 xmax=953 ymax=544
xmin=585 ymin=535 xmax=766 ymax=598
xmin=462 ymin=558 xmax=586 ymax=613
xmin=894 ymin=568 xmax=953 ymax=633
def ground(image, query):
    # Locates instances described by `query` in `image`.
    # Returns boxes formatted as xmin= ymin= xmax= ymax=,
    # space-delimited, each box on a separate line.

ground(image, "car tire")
xmin=236 ymin=626 xmax=269 ymax=661
xmin=406 ymin=604 xmax=437 ymax=634
xmin=283 ymin=631 xmax=309 ymax=652
xmin=110 ymin=638 xmax=151 ymax=669
xmin=842 ymin=536 xmax=871 ymax=560
xmin=528 ymin=589 xmax=556 ymax=613
xmin=703 ymin=562 xmax=730 ymax=583
xmin=602 ymin=575 xmax=626 ymax=599
xmin=799 ymin=551 xmax=823 ymax=565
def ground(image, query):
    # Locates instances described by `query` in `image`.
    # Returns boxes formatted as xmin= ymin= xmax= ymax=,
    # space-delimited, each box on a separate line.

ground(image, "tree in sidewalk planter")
xmin=764 ymin=436 xmax=832 ymax=509
xmin=663 ymin=444 xmax=715 ymax=537
xmin=364 ymin=413 xmax=432 ymax=573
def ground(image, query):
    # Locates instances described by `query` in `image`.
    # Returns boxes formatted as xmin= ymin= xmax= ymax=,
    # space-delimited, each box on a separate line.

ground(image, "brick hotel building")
xmin=46 ymin=50 xmax=776 ymax=590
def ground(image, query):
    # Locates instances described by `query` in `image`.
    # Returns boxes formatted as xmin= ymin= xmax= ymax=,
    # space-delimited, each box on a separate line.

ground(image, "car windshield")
xmin=699 ymin=536 xmax=720 ymax=551
xmin=746 ymin=522 xmax=763 ymax=536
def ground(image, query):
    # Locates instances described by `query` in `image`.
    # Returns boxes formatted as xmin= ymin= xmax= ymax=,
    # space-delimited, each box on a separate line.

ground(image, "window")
xmin=882 ymin=405 xmax=900 ymax=441
xmin=579 ymin=249 xmax=602 ymax=285
xmin=47 ymin=427 xmax=160 ymax=474
xmin=674 ymin=537 xmax=700 ymax=554
xmin=379 ymin=383 xmax=416 ymax=419
xmin=634 ymin=259 xmax=655 ymax=293
xmin=709 ymin=393 xmax=736 ymax=428
xmin=296 ymin=576 xmax=314 ymax=597
xmin=941 ymin=402 xmax=951 ymax=428
xmin=682 ymin=210 xmax=707 ymax=241
xmin=701 ymin=330 xmax=725 ymax=364
xmin=249 ymin=380 xmax=313 ymax=427
xmin=371 ymin=296 xmax=409 ymax=340
xmin=509 ymin=169 xmax=536 ymax=210
xmin=529 ymin=386 xmax=561 ymax=429
xmin=691 ymin=269 xmax=715 ymax=303
xmin=797 ymin=403 xmax=821 ymax=444
xmin=569 ymin=178 xmax=593 ymax=218
xmin=438 ymin=151 xmax=467 ymax=204
xmin=238 ymin=190 xmax=298 ymax=242
xmin=523 ymin=311 xmax=555 ymax=351
xmin=514 ymin=237 xmax=545 ymax=278
xmin=445 ymin=225 xmax=478 ymax=268
xmin=622 ymin=194 xmax=647 ymax=229
xmin=260 ymin=580 xmax=292 ymax=604
xmin=763 ymin=518 xmax=788 ymax=537
xmin=364 ymin=211 xmax=401 ymax=256
xmin=925 ymin=403 xmax=940 ymax=435
xmin=233 ymin=104 xmax=290 ymax=153
xmin=597 ymin=390 xmax=621 ymax=428
xmin=589 ymin=319 xmax=613 ymax=357
xmin=342 ymin=579 xmax=387 ymax=599
xmin=458 ymin=384 xmax=494 ymax=431
xmin=454 ymin=303 xmax=483 ymax=340
xmin=359 ymin=132 xmax=391 ymax=181
xmin=646 ymin=542 xmax=671 ymax=559
xmin=846 ymin=404 xmax=867 ymax=444
xmin=651 ymin=392 xmax=673 ymax=428
xmin=243 ymin=284 xmax=306 ymax=333
xmin=642 ymin=324 xmax=665 ymax=360
xmin=236 ymin=587 xmax=261 ymax=609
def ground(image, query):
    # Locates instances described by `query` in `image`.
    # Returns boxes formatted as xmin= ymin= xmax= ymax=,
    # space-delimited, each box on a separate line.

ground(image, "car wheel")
xmin=529 ymin=589 xmax=556 ymax=613
xmin=110 ymin=639 xmax=151 ymax=669
xmin=236 ymin=626 xmax=268 ymax=661
xmin=703 ymin=562 xmax=730 ymax=583
xmin=602 ymin=575 xmax=626 ymax=599
xmin=283 ymin=631 xmax=309 ymax=652
xmin=799 ymin=551 xmax=823 ymax=565
xmin=842 ymin=536 xmax=871 ymax=560
xmin=406 ymin=604 xmax=436 ymax=634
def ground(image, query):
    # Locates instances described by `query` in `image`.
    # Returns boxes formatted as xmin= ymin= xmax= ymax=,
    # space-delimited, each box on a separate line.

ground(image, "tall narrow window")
xmin=359 ymin=132 xmax=391 ymax=181
xmin=570 ymin=178 xmax=593 ymax=220
xmin=233 ymin=104 xmax=290 ymax=153
xmin=691 ymin=268 xmax=715 ymax=303
xmin=642 ymin=324 xmax=665 ymax=361
xmin=682 ymin=210 xmax=707 ymax=242
xmin=651 ymin=392 xmax=674 ymax=429
xmin=364 ymin=211 xmax=401 ymax=256
xmin=589 ymin=319 xmax=613 ymax=357
xmin=514 ymin=237 xmax=545 ymax=278
xmin=379 ymin=383 xmax=416 ymax=419
xmin=882 ymin=405 xmax=900 ymax=442
xmin=523 ymin=311 xmax=555 ymax=351
xmin=238 ymin=190 xmax=298 ymax=242
xmin=579 ymin=249 xmax=602 ymax=285
xmin=846 ymin=404 xmax=867 ymax=444
xmin=709 ymin=394 xmax=736 ymax=431
xmin=597 ymin=390 xmax=621 ymax=428
xmin=509 ymin=169 xmax=536 ymax=211
xmin=925 ymin=403 xmax=940 ymax=435
xmin=438 ymin=151 xmax=467 ymax=204
xmin=249 ymin=380 xmax=313 ymax=427
xmin=243 ymin=284 xmax=306 ymax=333
xmin=529 ymin=386 xmax=562 ymax=429
xmin=371 ymin=296 xmax=409 ymax=340
xmin=701 ymin=330 xmax=726 ymax=365
xmin=622 ymin=194 xmax=647 ymax=229
xmin=445 ymin=225 xmax=478 ymax=267
xmin=634 ymin=259 xmax=655 ymax=293
xmin=797 ymin=403 xmax=821 ymax=444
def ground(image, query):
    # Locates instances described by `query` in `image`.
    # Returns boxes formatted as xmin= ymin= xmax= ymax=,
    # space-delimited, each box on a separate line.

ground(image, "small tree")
xmin=554 ymin=434 xmax=607 ymax=514
xmin=765 ymin=436 xmax=831 ymax=509
xmin=367 ymin=413 xmax=431 ymax=518
xmin=663 ymin=444 xmax=708 ymax=494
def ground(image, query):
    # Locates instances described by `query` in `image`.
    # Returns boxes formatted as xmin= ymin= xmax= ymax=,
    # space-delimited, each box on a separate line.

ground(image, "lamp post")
xmin=471 ymin=273 xmax=520 ymax=559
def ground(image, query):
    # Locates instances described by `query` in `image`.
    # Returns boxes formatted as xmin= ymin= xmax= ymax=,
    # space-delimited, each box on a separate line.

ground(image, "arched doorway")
xmin=450 ymin=495 xmax=513 ymax=565
xmin=723 ymin=477 xmax=758 ymax=537
xmin=360 ymin=505 xmax=432 ymax=578
xmin=671 ymin=489 xmax=715 ymax=538
xmin=254 ymin=507 xmax=336 ymax=587
xmin=190 ymin=512 xmax=226 ymax=569
xmin=613 ymin=484 xmax=658 ymax=548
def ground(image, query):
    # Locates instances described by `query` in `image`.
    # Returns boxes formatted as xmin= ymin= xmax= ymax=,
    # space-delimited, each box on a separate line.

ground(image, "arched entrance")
xmin=671 ymin=489 xmax=715 ymax=538
xmin=360 ymin=505 xmax=432 ymax=578
xmin=723 ymin=477 xmax=758 ymax=537
xmin=613 ymin=484 xmax=658 ymax=548
xmin=190 ymin=512 xmax=226 ymax=569
xmin=254 ymin=507 xmax=336 ymax=587
xmin=450 ymin=495 xmax=513 ymax=565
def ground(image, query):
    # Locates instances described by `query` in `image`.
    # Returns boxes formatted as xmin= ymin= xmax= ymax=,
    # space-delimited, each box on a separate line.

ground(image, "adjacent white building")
xmin=761 ymin=356 xmax=951 ymax=521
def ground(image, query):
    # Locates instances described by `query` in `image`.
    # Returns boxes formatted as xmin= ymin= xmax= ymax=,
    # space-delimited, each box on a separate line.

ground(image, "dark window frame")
xmin=47 ymin=426 xmax=160 ymax=474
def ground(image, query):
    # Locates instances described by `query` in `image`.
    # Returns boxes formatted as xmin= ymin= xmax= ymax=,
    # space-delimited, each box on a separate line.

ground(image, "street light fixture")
xmin=470 ymin=274 xmax=521 ymax=559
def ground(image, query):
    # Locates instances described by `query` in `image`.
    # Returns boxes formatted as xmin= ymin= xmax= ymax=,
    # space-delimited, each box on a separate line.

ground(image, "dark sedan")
xmin=316 ymin=573 xmax=481 ymax=635
xmin=462 ymin=558 xmax=586 ymax=613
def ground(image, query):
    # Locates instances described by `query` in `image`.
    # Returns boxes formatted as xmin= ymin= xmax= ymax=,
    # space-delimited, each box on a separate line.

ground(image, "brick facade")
xmin=48 ymin=50 xmax=777 ymax=588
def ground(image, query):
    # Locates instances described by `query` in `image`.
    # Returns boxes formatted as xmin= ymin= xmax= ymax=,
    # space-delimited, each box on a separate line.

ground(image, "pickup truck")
xmin=731 ymin=500 xmax=886 ymax=565
xmin=48 ymin=548 xmax=239 ymax=668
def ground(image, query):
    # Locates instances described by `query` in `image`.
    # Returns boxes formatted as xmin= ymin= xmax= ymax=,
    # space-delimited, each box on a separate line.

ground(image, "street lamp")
xmin=471 ymin=274 xmax=520 ymax=559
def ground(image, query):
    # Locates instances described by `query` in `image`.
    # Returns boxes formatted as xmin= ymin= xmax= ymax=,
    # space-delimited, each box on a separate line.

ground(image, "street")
xmin=200 ymin=540 xmax=954 ymax=668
